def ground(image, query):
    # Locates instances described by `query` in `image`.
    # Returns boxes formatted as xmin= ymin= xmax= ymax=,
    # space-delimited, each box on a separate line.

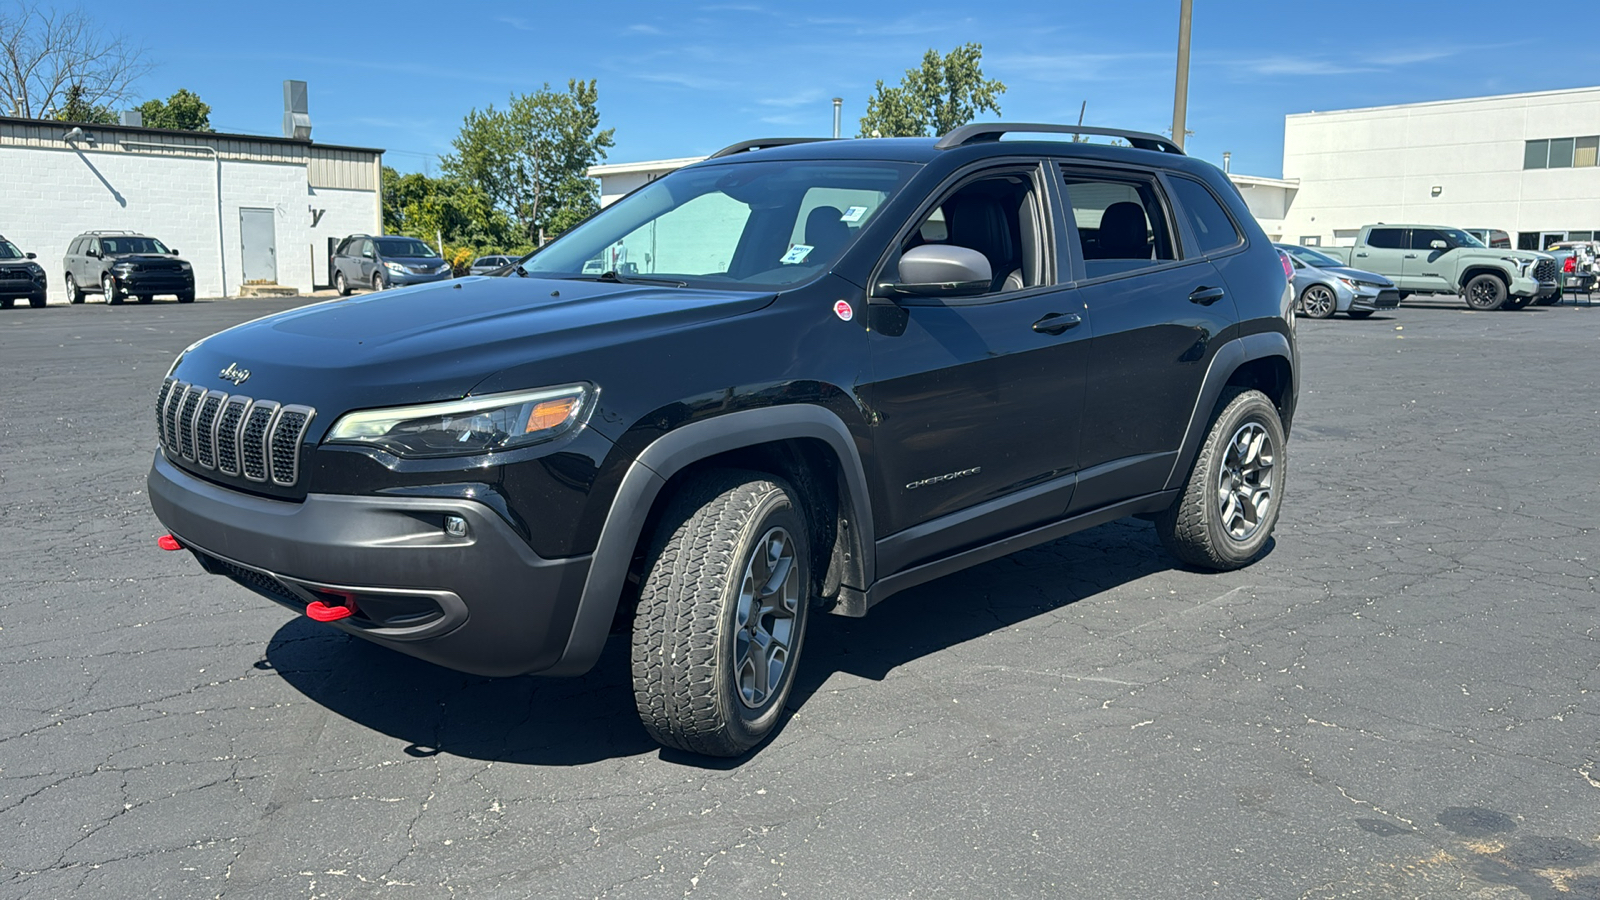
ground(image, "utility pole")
xmin=1172 ymin=0 xmax=1193 ymax=151
xmin=832 ymin=98 xmax=842 ymax=139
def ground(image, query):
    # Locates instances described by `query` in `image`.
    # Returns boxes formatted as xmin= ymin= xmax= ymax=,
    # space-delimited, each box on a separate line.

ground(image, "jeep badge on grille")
xmin=219 ymin=363 xmax=250 ymax=385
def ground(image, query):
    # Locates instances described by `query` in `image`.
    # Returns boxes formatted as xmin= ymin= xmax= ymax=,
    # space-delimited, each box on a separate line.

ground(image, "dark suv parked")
xmin=149 ymin=124 xmax=1298 ymax=756
xmin=0 ymin=234 xmax=48 ymax=308
xmin=330 ymin=234 xmax=451 ymax=295
xmin=63 ymin=231 xmax=194 ymax=304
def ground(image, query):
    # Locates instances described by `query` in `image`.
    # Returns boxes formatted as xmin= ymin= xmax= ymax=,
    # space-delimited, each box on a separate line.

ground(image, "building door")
xmin=239 ymin=208 xmax=277 ymax=283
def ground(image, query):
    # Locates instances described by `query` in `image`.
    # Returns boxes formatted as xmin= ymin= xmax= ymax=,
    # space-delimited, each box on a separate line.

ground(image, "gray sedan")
xmin=468 ymin=255 xmax=516 ymax=276
xmin=1275 ymin=243 xmax=1401 ymax=319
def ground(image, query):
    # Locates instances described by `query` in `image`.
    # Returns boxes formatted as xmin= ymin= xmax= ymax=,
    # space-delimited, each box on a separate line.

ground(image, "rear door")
xmin=1061 ymin=165 xmax=1238 ymax=514
xmin=1354 ymin=227 xmax=1411 ymax=287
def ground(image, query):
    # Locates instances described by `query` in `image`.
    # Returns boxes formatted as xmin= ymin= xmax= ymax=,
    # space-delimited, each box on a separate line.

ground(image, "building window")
xmin=1578 ymin=137 xmax=1599 ymax=168
xmin=1526 ymin=140 xmax=1548 ymax=169
xmin=1549 ymin=138 xmax=1576 ymax=168
xmin=1299 ymin=235 xmax=1321 ymax=246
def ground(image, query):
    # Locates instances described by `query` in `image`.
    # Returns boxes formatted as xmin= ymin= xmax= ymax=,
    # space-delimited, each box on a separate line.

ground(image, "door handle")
xmin=1355 ymin=252 xmax=1368 ymax=258
xmin=1032 ymin=312 xmax=1082 ymax=335
xmin=1403 ymin=254 xmax=1416 ymax=259
xmin=1188 ymin=286 xmax=1226 ymax=306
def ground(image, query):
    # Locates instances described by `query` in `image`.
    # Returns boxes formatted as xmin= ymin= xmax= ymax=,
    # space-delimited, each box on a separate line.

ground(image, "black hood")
xmin=171 ymin=276 xmax=778 ymax=419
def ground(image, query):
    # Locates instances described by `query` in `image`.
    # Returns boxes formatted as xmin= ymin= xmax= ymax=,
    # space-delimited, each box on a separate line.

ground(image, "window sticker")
xmin=840 ymin=206 xmax=868 ymax=223
xmin=780 ymin=244 xmax=814 ymax=265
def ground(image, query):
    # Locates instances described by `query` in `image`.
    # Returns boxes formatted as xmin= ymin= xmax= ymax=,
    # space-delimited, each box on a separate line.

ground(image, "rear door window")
xmin=1366 ymin=228 xmax=1406 ymax=249
xmin=1059 ymin=169 xmax=1178 ymax=279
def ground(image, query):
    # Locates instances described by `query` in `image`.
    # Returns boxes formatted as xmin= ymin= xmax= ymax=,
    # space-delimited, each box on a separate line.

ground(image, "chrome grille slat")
xmin=155 ymin=378 xmax=176 ymax=448
xmin=269 ymin=406 xmax=315 ymax=487
xmin=215 ymin=396 xmax=250 ymax=476
xmin=161 ymin=380 xmax=188 ymax=451
xmin=177 ymin=386 xmax=206 ymax=460
xmin=240 ymin=401 xmax=280 ymax=483
xmin=194 ymin=391 xmax=227 ymax=469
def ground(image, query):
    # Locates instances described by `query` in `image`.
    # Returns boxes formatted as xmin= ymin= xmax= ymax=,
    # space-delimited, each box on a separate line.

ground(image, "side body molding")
xmin=1162 ymin=331 xmax=1294 ymax=492
xmin=545 ymin=404 xmax=877 ymax=675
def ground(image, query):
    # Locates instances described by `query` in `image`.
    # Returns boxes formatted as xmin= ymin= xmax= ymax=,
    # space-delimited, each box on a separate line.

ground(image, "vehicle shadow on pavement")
xmin=264 ymin=518 xmax=1219 ymax=767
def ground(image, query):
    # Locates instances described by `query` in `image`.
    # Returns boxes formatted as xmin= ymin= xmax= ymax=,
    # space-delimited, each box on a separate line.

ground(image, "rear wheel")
xmin=631 ymin=471 xmax=811 ymax=757
xmin=1463 ymin=274 xmax=1506 ymax=311
xmin=64 ymin=273 xmax=82 ymax=304
xmin=1298 ymin=284 xmax=1337 ymax=319
xmin=1156 ymin=389 xmax=1285 ymax=570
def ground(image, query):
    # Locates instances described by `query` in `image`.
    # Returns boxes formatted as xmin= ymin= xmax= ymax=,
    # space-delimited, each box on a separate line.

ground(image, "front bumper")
xmin=386 ymin=268 xmax=452 ymax=286
xmin=113 ymin=272 xmax=194 ymax=294
xmin=1510 ymin=274 xmax=1558 ymax=299
xmin=148 ymin=452 xmax=592 ymax=677
xmin=1347 ymin=285 xmax=1400 ymax=311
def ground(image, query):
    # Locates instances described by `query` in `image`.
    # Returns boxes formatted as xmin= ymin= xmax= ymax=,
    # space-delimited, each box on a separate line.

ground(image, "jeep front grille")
xmin=157 ymin=377 xmax=315 ymax=487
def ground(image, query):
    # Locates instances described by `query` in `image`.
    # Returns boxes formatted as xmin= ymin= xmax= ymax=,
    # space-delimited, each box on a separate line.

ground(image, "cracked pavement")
xmin=1 ymin=296 xmax=1597 ymax=899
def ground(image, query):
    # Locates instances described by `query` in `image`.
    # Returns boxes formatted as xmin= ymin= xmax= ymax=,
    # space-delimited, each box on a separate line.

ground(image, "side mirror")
xmin=169 ymin=249 xmax=180 ymax=256
xmin=24 ymin=252 xmax=35 ymax=259
xmin=1430 ymin=240 xmax=1447 ymax=250
xmin=86 ymin=247 xmax=100 ymax=258
xmin=880 ymin=245 xmax=992 ymax=298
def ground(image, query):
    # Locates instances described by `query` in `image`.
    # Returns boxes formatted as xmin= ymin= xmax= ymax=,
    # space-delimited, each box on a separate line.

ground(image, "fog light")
xmin=444 ymin=515 xmax=468 ymax=537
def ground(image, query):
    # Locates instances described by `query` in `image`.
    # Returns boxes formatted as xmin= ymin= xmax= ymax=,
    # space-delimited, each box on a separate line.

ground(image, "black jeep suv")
xmin=149 ymin=124 xmax=1298 ymax=756
xmin=0 ymin=234 xmax=48 ymax=308
xmin=63 ymin=231 xmax=195 ymax=304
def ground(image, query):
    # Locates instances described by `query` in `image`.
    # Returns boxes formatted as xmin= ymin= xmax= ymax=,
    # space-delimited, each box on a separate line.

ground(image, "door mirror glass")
xmin=169 ymin=249 xmax=179 ymax=256
xmin=882 ymin=244 xmax=992 ymax=298
xmin=25 ymin=252 xmax=35 ymax=259
xmin=1430 ymin=240 xmax=1447 ymax=250
xmin=86 ymin=247 xmax=100 ymax=258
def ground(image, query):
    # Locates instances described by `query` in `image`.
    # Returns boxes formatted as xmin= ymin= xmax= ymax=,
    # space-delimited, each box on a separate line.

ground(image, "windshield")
xmin=375 ymin=238 xmax=438 ymax=258
xmin=1286 ymin=246 xmax=1341 ymax=268
xmin=101 ymin=236 xmax=170 ymax=255
xmin=0 ymin=241 xmax=22 ymax=259
xmin=520 ymin=159 xmax=917 ymax=289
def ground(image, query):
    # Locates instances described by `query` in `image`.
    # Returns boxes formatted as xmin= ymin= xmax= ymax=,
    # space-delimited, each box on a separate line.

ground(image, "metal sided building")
xmin=1277 ymin=87 xmax=1600 ymax=250
xmin=0 ymin=112 xmax=381 ymax=300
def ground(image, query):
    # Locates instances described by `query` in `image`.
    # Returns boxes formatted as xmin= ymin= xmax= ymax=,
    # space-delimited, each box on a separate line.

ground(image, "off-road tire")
xmin=64 ymin=274 xmax=83 ymax=304
xmin=1463 ymin=273 xmax=1507 ymax=311
xmin=631 ymin=470 xmax=811 ymax=757
xmin=335 ymin=270 xmax=350 ymax=296
xmin=1156 ymin=389 xmax=1285 ymax=570
xmin=1346 ymin=309 xmax=1375 ymax=319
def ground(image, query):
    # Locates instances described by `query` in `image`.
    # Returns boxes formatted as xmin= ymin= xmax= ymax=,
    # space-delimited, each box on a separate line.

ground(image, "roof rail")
xmin=707 ymin=137 xmax=835 ymax=159
xmin=81 ymin=229 xmax=140 ymax=235
xmin=934 ymin=123 xmax=1184 ymax=155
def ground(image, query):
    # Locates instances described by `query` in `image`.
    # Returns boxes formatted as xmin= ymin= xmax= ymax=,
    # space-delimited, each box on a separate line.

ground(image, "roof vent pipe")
xmin=832 ymin=98 xmax=842 ymax=139
xmin=1223 ymin=151 xmax=1231 ymax=173
xmin=283 ymin=80 xmax=311 ymax=140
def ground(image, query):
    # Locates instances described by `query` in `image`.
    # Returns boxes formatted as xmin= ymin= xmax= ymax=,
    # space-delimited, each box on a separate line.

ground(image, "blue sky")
xmin=89 ymin=0 xmax=1595 ymax=178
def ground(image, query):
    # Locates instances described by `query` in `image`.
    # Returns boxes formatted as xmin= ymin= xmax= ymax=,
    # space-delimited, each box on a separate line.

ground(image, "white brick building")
xmin=0 ymin=115 xmax=382 ymax=299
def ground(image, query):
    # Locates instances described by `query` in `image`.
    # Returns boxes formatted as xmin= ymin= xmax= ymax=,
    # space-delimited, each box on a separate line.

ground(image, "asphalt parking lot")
xmin=1 ymin=295 xmax=1597 ymax=899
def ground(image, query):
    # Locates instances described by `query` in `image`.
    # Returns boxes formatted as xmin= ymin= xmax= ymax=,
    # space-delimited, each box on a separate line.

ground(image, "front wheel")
xmin=102 ymin=274 xmax=122 ymax=305
xmin=1156 ymin=389 xmax=1286 ymax=570
xmin=631 ymin=471 xmax=811 ymax=757
xmin=371 ymin=272 xmax=385 ymax=292
xmin=1463 ymin=274 xmax=1507 ymax=311
xmin=1298 ymin=284 xmax=1337 ymax=319
xmin=334 ymin=270 xmax=350 ymax=296
xmin=176 ymin=292 xmax=194 ymax=304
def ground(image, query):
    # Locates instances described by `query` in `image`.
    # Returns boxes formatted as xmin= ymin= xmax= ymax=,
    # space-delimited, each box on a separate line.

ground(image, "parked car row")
xmin=1 ymin=229 xmax=196 ymax=308
xmin=1275 ymin=243 xmax=1400 ymax=319
xmin=0 ymin=234 xmax=48 ymax=308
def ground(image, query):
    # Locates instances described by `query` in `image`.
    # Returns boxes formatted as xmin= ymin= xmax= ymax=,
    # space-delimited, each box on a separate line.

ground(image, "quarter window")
xmin=1167 ymin=176 xmax=1242 ymax=255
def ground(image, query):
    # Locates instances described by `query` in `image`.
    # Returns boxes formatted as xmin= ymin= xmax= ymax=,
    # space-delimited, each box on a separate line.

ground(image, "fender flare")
xmin=1162 ymin=331 xmax=1294 ymax=492
xmin=544 ymin=404 xmax=876 ymax=675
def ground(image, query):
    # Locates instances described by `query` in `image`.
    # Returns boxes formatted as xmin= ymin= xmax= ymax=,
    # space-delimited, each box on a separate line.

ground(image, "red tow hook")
xmin=305 ymin=591 xmax=358 ymax=623
xmin=157 ymin=534 xmax=182 ymax=551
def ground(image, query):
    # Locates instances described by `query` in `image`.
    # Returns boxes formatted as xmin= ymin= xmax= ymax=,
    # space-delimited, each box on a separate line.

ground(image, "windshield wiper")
xmin=597 ymin=270 xmax=687 ymax=287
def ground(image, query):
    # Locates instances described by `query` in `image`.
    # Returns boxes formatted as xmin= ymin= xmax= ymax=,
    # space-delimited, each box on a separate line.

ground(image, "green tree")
xmin=444 ymin=78 xmax=615 ymax=243
xmin=858 ymin=43 xmax=1006 ymax=138
xmin=137 ymin=88 xmax=212 ymax=131
xmin=381 ymin=166 xmax=516 ymax=250
xmin=53 ymin=82 xmax=115 ymax=124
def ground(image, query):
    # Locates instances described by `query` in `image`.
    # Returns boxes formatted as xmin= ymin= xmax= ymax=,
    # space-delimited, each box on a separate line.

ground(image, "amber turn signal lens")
xmin=524 ymin=397 xmax=577 ymax=433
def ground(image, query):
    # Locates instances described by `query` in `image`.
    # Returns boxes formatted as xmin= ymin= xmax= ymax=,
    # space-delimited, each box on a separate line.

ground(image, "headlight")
xmin=438 ymin=263 xmax=452 ymax=273
xmin=325 ymin=384 xmax=594 ymax=458
xmin=384 ymin=261 xmax=406 ymax=274
xmin=114 ymin=261 xmax=137 ymax=270
xmin=1336 ymin=276 xmax=1358 ymax=289
xmin=178 ymin=261 xmax=192 ymax=271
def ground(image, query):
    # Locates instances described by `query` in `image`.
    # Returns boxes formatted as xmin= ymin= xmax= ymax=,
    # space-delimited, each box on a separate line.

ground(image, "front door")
xmin=239 ymin=208 xmax=277 ymax=284
xmin=864 ymin=164 xmax=1088 ymax=573
xmin=1402 ymin=226 xmax=1458 ymax=293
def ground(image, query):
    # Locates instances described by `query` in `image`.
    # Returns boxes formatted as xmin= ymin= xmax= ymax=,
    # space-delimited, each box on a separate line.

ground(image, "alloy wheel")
xmin=1216 ymin=422 xmax=1275 ymax=541
xmin=734 ymin=526 xmax=800 ymax=709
